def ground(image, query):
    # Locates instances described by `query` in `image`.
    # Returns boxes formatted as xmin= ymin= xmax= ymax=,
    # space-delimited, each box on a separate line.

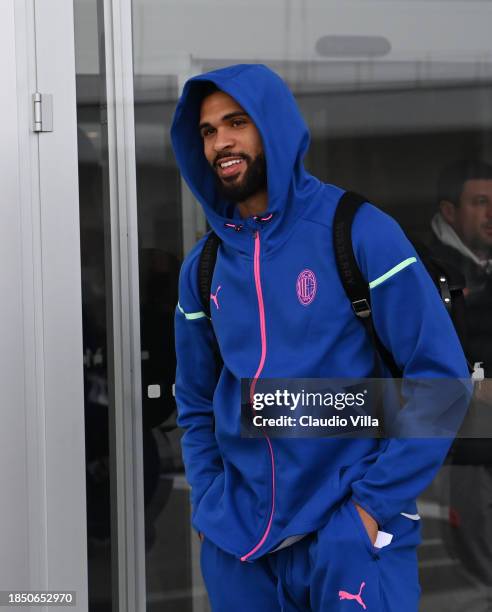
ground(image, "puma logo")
xmin=210 ymin=285 xmax=222 ymax=310
xmin=339 ymin=581 xmax=367 ymax=609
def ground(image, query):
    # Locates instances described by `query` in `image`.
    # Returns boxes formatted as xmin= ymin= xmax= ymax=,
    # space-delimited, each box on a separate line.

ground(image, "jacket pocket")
xmin=194 ymin=471 xmax=224 ymax=517
xmin=346 ymin=501 xmax=393 ymax=555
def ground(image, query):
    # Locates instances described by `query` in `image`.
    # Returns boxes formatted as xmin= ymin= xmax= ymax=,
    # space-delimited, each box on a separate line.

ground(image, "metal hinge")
xmin=32 ymin=92 xmax=53 ymax=132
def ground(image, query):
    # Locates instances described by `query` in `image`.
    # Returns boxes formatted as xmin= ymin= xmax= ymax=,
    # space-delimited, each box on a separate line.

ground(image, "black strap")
xmin=333 ymin=192 xmax=372 ymax=317
xmin=198 ymin=231 xmax=222 ymax=318
xmin=333 ymin=191 xmax=402 ymax=378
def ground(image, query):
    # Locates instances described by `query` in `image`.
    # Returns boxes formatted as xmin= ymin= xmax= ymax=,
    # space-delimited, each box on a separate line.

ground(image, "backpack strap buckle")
xmin=352 ymin=299 xmax=372 ymax=318
xmin=438 ymin=275 xmax=452 ymax=312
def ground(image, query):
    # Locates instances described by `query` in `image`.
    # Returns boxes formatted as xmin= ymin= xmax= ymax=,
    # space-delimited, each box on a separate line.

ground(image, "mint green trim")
xmin=369 ymin=257 xmax=417 ymax=290
xmin=177 ymin=302 xmax=208 ymax=320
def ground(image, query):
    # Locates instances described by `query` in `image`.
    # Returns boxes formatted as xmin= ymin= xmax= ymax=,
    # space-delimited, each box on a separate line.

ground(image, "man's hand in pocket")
xmin=352 ymin=501 xmax=379 ymax=545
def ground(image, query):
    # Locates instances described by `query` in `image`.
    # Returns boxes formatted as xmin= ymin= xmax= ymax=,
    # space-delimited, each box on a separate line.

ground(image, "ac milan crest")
xmin=296 ymin=269 xmax=317 ymax=306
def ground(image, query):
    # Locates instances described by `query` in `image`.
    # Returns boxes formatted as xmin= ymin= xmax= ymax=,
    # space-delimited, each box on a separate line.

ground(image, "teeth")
xmin=220 ymin=159 xmax=242 ymax=168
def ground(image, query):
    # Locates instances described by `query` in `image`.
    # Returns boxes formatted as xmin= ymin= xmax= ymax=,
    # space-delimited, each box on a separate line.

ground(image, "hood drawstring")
xmin=253 ymin=213 xmax=274 ymax=223
xmin=224 ymin=222 xmax=244 ymax=232
xmin=224 ymin=213 xmax=274 ymax=233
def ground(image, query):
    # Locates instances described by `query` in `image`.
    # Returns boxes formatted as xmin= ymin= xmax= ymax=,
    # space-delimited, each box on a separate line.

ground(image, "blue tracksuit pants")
xmin=200 ymin=501 xmax=421 ymax=611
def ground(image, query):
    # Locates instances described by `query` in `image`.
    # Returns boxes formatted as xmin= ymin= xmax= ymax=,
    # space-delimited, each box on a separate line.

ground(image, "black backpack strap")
xmin=198 ymin=231 xmax=221 ymax=319
xmin=333 ymin=191 xmax=402 ymax=378
xmin=333 ymin=192 xmax=372 ymax=318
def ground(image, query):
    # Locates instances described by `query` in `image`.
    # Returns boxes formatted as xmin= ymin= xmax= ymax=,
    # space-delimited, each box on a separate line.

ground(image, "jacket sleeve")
xmin=348 ymin=203 xmax=471 ymax=526
xmin=174 ymin=237 xmax=223 ymax=515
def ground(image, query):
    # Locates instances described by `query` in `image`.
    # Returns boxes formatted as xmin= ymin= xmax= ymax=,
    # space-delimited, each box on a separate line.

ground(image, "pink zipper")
xmin=241 ymin=230 xmax=276 ymax=562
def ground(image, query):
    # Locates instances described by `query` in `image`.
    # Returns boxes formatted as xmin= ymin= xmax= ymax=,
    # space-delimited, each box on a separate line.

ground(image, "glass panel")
xmin=133 ymin=75 xmax=201 ymax=612
xmin=74 ymin=1 xmax=114 ymax=610
xmin=131 ymin=2 xmax=492 ymax=610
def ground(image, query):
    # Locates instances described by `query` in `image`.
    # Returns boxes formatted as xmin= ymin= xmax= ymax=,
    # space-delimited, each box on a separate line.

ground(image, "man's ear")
xmin=439 ymin=199 xmax=457 ymax=227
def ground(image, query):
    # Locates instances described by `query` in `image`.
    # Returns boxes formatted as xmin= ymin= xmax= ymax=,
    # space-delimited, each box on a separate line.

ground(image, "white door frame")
xmin=2 ymin=0 xmax=88 ymax=608
xmin=33 ymin=0 xmax=88 ymax=605
xmin=102 ymin=0 xmax=147 ymax=610
xmin=2 ymin=0 xmax=148 ymax=609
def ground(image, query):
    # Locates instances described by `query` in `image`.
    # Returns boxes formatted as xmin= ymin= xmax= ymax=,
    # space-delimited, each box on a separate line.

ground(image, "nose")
xmin=213 ymin=127 xmax=234 ymax=152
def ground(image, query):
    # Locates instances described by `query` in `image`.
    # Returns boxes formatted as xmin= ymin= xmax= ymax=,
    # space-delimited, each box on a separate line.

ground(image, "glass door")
xmin=74 ymin=1 xmax=146 ymax=610
xmin=132 ymin=69 xmax=206 ymax=612
xmin=74 ymin=1 xmax=116 ymax=610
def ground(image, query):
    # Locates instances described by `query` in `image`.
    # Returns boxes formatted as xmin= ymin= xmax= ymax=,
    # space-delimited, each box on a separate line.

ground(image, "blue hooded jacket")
xmin=171 ymin=64 xmax=469 ymax=561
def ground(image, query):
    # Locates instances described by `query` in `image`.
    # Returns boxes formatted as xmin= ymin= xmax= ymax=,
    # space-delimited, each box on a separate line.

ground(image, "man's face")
xmin=199 ymin=91 xmax=267 ymax=202
xmin=441 ymin=179 xmax=492 ymax=254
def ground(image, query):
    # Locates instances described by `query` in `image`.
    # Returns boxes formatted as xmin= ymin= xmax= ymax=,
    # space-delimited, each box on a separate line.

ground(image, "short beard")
xmin=214 ymin=152 xmax=267 ymax=203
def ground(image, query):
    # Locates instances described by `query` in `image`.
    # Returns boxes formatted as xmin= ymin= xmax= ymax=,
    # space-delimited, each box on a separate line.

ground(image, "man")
xmin=171 ymin=64 xmax=469 ymax=611
xmin=430 ymin=160 xmax=492 ymax=602
xmin=431 ymin=160 xmax=492 ymax=371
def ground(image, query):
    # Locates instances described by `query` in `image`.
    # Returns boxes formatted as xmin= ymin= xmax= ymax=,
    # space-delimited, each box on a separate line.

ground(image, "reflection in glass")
xmin=133 ymin=74 xmax=200 ymax=612
xmin=74 ymin=1 xmax=113 ymax=609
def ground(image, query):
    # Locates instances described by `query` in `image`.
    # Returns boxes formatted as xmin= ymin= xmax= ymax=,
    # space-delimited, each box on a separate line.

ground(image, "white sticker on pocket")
xmin=374 ymin=530 xmax=393 ymax=549
xmin=400 ymin=512 xmax=421 ymax=521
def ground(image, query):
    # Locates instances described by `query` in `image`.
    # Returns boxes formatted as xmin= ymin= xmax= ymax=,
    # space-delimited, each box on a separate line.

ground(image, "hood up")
xmin=170 ymin=64 xmax=322 ymax=256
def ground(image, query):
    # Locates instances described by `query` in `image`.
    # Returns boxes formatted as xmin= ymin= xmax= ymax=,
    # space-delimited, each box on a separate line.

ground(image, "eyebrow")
xmin=199 ymin=111 xmax=249 ymax=132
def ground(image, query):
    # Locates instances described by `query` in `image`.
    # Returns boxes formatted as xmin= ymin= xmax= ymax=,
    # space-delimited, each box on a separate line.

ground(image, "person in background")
xmin=430 ymin=159 xmax=492 ymax=607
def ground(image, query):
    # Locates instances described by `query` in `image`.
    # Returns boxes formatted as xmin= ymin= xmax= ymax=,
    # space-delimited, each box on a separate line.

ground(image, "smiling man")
xmin=170 ymin=65 xmax=470 ymax=611
xmin=199 ymin=87 xmax=268 ymax=216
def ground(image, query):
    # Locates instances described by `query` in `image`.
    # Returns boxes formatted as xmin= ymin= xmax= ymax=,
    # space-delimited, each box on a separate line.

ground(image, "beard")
xmin=214 ymin=152 xmax=267 ymax=203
